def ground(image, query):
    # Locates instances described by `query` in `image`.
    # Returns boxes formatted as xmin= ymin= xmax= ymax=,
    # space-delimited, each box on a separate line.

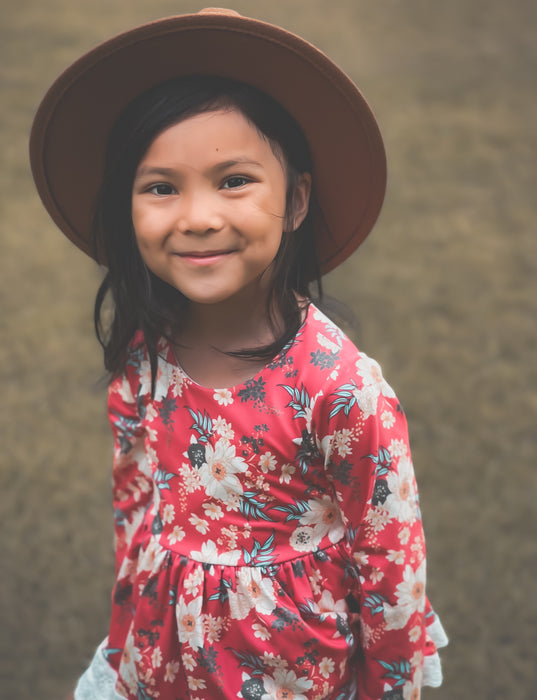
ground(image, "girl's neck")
xmin=173 ymin=293 xmax=282 ymax=389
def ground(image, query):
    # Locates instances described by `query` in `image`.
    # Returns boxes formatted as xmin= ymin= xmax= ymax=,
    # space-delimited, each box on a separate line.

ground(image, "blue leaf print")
xmin=228 ymin=648 xmax=267 ymax=676
xmin=364 ymin=445 xmax=393 ymax=476
xmin=377 ymin=658 xmax=412 ymax=687
xmin=242 ymin=531 xmax=276 ymax=566
xmin=271 ymin=499 xmax=310 ymax=522
xmin=240 ymin=492 xmax=276 ymax=522
xmin=279 ymin=383 xmax=311 ymax=418
xmin=208 ymin=577 xmax=233 ymax=603
xmin=110 ymin=412 xmax=140 ymax=441
xmin=363 ymin=593 xmax=389 ymax=617
xmin=329 ymin=382 xmax=359 ymax=419
xmin=186 ymin=407 xmax=214 ymax=443
xmin=154 ymin=468 xmax=175 ymax=491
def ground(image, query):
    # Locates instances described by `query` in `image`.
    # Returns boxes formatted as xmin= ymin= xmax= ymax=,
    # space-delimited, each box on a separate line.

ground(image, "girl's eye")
xmin=148 ymin=183 xmax=175 ymax=196
xmin=222 ymin=176 xmax=249 ymax=190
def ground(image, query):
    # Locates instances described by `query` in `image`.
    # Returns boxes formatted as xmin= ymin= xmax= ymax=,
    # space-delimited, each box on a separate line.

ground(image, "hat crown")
xmin=198 ymin=8 xmax=242 ymax=17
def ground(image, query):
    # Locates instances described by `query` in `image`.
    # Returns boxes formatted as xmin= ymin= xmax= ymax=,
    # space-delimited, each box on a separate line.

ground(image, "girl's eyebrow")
xmin=134 ymin=166 xmax=177 ymax=180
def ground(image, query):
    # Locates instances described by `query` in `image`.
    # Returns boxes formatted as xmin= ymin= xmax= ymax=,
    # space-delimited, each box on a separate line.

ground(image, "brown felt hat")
xmin=30 ymin=7 xmax=386 ymax=275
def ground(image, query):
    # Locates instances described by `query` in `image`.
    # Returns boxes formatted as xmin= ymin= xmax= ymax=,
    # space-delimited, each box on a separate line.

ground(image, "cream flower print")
xmin=151 ymin=646 xmax=162 ymax=668
xmin=299 ymin=495 xmax=345 ymax=546
xmin=279 ymin=462 xmax=295 ymax=484
xmin=162 ymin=503 xmax=175 ymax=524
xmin=190 ymin=539 xmax=242 ymax=566
xmin=189 ymin=514 xmax=209 ymax=534
xmin=164 ymin=660 xmax=180 ymax=683
xmin=261 ymin=668 xmax=313 ymax=700
xmin=333 ymin=428 xmax=352 ymax=457
xmin=212 ymin=415 xmax=234 ymax=440
xmin=168 ymin=525 xmax=185 ymax=545
xmin=385 ymin=456 xmax=419 ymax=523
xmin=253 ymin=623 xmax=271 ymax=641
xmin=381 ymin=410 xmax=395 ymax=429
xmin=290 ymin=525 xmax=315 ymax=552
xmin=198 ymin=439 xmax=248 ymax=501
xmin=228 ymin=568 xmax=277 ymax=621
xmin=384 ymin=561 xmax=426 ymax=631
xmin=203 ymin=501 xmax=224 ymax=520
xmin=319 ymin=656 xmax=335 ymax=679
xmin=213 ymin=388 xmax=233 ymax=406
xmin=259 ymin=451 xmax=277 ymax=473
xmin=176 ymin=595 xmax=204 ymax=649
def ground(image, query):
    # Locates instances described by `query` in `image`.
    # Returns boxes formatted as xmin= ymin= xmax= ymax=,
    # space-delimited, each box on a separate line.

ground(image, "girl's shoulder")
xmin=302 ymin=304 xmax=388 ymax=387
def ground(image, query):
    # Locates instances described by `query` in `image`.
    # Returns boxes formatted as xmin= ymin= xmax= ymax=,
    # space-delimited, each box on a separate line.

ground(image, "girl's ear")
xmin=285 ymin=172 xmax=312 ymax=232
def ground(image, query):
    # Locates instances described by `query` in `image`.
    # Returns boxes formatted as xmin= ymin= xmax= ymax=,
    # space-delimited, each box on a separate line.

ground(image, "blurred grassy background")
xmin=1 ymin=1 xmax=536 ymax=698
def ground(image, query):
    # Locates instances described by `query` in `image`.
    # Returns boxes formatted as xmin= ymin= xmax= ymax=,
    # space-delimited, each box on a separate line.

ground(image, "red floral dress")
xmin=94 ymin=305 xmax=446 ymax=700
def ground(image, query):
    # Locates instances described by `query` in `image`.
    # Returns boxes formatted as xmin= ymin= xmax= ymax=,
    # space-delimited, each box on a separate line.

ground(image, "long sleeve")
xmin=317 ymin=352 xmax=446 ymax=700
xmin=108 ymin=365 xmax=154 ymax=579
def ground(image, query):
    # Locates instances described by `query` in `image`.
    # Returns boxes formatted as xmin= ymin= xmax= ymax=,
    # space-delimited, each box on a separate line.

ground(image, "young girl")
xmin=30 ymin=9 xmax=447 ymax=700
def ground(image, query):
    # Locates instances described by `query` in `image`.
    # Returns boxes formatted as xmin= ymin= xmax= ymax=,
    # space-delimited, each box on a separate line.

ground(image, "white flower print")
xmin=259 ymin=451 xmax=277 ymax=473
xmin=290 ymin=525 xmax=315 ymax=553
xmin=333 ymin=428 xmax=352 ymax=458
xmin=299 ymin=496 xmax=345 ymax=546
xmin=395 ymin=561 xmax=426 ymax=613
xmin=212 ymin=415 xmax=234 ymax=440
xmin=190 ymin=539 xmax=242 ymax=566
xmin=182 ymin=653 xmax=196 ymax=671
xmin=203 ymin=501 xmax=224 ymax=520
xmin=381 ymin=410 xmax=395 ymax=429
xmin=399 ymin=526 xmax=411 ymax=545
xmin=261 ymin=668 xmax=313 ymax=700
xmin=319 ymin=656 xmax=335 ymax=679
xmin=317 ymin=331 xmax=341 ymax=354
xmin=189 ymin=514 xmax=209 ymax=534
xmin=168 ymin=525 xmax=185 ymax=545
xmin=253 ymin=623 xmax=271 ymax=641
xmin=370 ymin=567 xmax=384 ymax=584
xmin=162 ymin=503 xmax=175 ymax=524
xmin=184 ymin=568 xmax=204 ymax=596
xmin=164 ymin=660 xmax=180 ymax=683
xmin=179 ymin=463 xmax=202 ymax=493
xmin=187 ymin=676 xmax=206 ymax=690
xmin=355 ymin=356 xmax=396 ymax=398
xmin=352 ymin=384 xmax=380 ymax=420
xmin=353 ymin=551 xmax=369 ymax=567
xmin=389 ymin=438 xmax=408 ymax=458
xmin=315 ymin=590 xmax=348 ymax=620
xmin=213 ymin=388 xmax=233 ymax=406
xmin=385 ymin=456 xmax=418 ymax=523
xmin=280 ymin=463 xmax=295 ymax=484
xmin=384 ymin=561 xmax=426 ymax=631
xmin=198 ymin=439 xmax=248 ymax=501
xmin=176 ymin=595 xmax=204 ymax=649
xmin=228 ymin=568 xmax=277 ymax=621
xmin=151 ymin=647 xmax=162 ymax=668
xmin=387 ymin=549 xmax=406 ymax=565
xmin=365 ymin=506 xmax=390 ymax=532
xmin=409 ymin=625 xmax=422 ymax=643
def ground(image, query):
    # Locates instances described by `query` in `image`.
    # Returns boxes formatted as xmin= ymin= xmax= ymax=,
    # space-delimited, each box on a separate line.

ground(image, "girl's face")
xmin=131 ymin=107 xmax=310 ymax=309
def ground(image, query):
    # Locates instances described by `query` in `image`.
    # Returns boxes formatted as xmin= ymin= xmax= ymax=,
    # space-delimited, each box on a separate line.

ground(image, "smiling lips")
xmin=176 ymin=250 xmax=235 ymax=266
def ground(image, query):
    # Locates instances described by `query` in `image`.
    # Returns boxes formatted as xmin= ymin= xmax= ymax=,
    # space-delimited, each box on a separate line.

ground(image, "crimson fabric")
xmin=103 ymin=305 xmax=443 ymax=699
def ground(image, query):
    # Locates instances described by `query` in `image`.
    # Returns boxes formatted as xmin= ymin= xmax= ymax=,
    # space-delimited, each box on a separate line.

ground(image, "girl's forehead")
xmin=140 ymin=107 xmax=284 ymax=169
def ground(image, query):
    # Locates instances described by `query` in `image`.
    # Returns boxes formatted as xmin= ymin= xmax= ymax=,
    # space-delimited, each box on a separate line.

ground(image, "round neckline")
xmin=160 ymin=303 xmax=312 ymax=393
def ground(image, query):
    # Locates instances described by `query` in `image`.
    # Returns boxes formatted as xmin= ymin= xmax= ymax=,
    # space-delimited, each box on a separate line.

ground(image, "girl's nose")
xmin=176 ymin=190 xmax=223 ymax=235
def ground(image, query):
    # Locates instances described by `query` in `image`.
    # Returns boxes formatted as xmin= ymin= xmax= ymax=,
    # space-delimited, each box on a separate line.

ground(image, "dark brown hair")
xmin=93 ymin=76 xmax=322 ymax=392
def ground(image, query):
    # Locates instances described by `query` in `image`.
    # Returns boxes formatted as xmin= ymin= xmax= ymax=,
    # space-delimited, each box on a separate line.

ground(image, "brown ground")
xmin=1 ymin=1 xmax=536 ymax=698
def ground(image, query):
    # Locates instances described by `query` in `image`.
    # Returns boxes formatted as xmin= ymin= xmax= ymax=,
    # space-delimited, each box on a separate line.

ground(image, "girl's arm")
xmin=107 ymin=368 xmax=153 ymax=577
xmin=320 ymin=356 xmax=446 ymax=699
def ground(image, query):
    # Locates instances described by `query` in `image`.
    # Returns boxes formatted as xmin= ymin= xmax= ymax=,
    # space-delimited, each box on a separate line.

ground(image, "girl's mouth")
xmin=176 ymin=250 xmax=235 ymax=266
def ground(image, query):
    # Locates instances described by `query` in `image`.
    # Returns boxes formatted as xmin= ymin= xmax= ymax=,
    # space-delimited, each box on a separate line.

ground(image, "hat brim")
xmin=30 ymin=10 xmax=386 ymax=275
